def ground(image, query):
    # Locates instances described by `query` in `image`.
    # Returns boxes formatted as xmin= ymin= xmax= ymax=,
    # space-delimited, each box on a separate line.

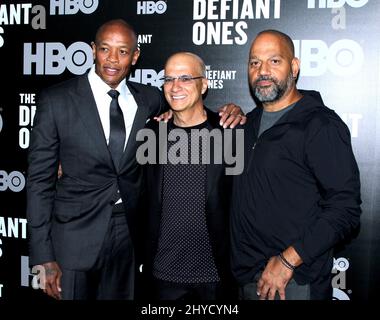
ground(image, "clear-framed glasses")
xmin=161 ymin=75 xmax=204 ymax=85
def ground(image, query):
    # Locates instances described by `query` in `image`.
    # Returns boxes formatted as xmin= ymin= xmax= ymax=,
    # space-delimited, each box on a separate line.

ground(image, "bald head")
xmin=165 ymin=52 xmax=206 ymax=77
xmin=95 ymin=19 xmax=138 ymax=50
xmin=254 ymin=29 xmax=295 ymax=59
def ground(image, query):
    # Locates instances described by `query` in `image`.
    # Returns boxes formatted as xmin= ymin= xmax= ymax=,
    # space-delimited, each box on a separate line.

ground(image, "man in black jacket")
xmin=139 ymin=52 xmax=240 ymax=300
xmin=230 ymin=30 xmax=361 ymax=300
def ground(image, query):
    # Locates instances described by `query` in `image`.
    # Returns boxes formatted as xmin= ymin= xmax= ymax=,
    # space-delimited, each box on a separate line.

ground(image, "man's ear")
xmin=91 ymin=41 xmax=97 ymax=61
xmin=291 ymin=57 xmax=300 ymax=78
xmin=201 ymin=77 xmax=208 ymax=95
xmin=132 ymin=47 xmax=141 ymax=66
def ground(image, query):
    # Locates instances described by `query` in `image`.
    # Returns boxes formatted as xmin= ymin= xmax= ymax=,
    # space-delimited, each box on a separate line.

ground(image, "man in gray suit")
xmin=27 ymin=19 xmax=166 ymax=300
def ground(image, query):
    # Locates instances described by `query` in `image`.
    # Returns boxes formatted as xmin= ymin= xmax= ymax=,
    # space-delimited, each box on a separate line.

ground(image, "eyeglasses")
xmin=161 ymin=75 xmax=204 ymax=85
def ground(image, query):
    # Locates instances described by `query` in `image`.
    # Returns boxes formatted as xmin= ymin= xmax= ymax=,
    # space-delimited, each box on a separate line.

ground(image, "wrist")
xmin=283 ymin=246 xmax=303 ymax=267
xmin=278 ymin=252 xmax=296 ymax=271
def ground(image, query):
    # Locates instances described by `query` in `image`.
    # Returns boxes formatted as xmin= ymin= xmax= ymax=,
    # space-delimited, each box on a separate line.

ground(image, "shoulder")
xmin=304 ymin=106 xmax=351 ymax=143
xmin=39 ymin=75 xmax=87 ymax=99
xmin=127 ymin=81 xmax=164 ymax=115
xmin=307 ymin=105 xmax=346 ymax=128
xmin=126 ymin=81 xmax=161 ymax=96
xmin=296 ymin=90 xmax=346 ymax=130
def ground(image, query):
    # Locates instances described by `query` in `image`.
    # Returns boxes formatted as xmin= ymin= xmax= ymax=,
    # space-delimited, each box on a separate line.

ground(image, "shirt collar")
xmin=88 ymin=64 xmax=131 ymax=97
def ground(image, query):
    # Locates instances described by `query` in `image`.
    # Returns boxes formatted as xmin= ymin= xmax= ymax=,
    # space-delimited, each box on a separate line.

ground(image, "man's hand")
xmin=40 ymin=261 xmax=62 ymax=300
xmin=154 ymin=109 xmax=173 ymax=123
xmin=218 ymin=103 xmax=246 ymax=128
xmin=58 ymin=164 xmax=63 ymax=179
xmin=256 ymin=255 xmax=293 ymax=300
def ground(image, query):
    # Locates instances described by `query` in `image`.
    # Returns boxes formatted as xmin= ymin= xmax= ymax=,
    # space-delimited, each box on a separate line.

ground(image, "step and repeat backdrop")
xmin=0 ymin=0 xmax=379 ymax=301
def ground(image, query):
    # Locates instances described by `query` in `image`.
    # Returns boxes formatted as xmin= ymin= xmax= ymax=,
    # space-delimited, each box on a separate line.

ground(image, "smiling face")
xmin=163 ymin=53 xmax=208 ymax=115
xmin=248 ymin=32 xmax=299 ymax=105
xmin=92 ymin=20 xmax=140 ymax=88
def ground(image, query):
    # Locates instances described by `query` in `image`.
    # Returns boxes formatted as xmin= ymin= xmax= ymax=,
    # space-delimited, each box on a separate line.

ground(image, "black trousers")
xmin=60 ymin=212 xmax=135 ymax=300
xmin=154 ymin=278 xmax=220 ymax=301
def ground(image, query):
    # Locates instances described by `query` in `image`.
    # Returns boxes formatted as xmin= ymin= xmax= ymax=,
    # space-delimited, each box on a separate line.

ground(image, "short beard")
xmin=252 ymin=72 xmax=294 ymax=103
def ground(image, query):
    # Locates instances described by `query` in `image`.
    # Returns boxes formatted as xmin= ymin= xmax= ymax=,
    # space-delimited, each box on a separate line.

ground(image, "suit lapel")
xmin=73 ymin=75 xmax=113 ymax=166
xmin=119 ymin=82 xmax=150 ymax=169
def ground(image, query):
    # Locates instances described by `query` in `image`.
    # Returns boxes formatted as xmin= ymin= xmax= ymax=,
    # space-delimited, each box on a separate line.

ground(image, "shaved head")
xmin=255 ymin=29 xmax=295 ymax=58
xmin=95 ymin=19 xmax=138 ymax=50
xmin=165 ymin=52 xmax=206 ymax=77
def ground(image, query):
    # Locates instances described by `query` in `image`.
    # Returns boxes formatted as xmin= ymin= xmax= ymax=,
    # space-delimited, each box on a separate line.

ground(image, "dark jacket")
xmin=141 ymin=108 xmax=236 ymax=298
xmin=230 ymin=90 xmax=361 ymax=299
xmin=27 ymin=74 xmax=166 ymax=270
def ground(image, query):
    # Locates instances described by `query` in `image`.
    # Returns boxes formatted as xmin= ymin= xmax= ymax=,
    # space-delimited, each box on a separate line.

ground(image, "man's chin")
xmin=255 ymin=89 xmax=277 ymax=102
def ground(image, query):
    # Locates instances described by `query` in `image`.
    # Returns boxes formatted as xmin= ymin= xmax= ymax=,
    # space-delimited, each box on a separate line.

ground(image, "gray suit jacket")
xmin=27 ymin=73 xmax=165 ymax=270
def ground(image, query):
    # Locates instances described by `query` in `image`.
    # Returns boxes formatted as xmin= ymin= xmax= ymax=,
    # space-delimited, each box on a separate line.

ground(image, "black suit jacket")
xmin=27 ymin=73 xmax=166 ymax=271
xmin=141 ymin=108 xmax=236 ymax=297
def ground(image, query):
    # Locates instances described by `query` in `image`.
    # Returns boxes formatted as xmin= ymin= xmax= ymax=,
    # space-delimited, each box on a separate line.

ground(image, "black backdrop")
xmin=0 ymin=0 xmax=379 ymax=301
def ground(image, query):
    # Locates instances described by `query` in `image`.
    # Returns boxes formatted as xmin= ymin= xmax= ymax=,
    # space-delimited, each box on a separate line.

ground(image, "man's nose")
xmin=258 ymin=62 xmax=270 ymax=75
xmin=171 ymin=78 xmax=182 ymax=90
xmin=107 ymin=50 xmax=119 ymax=63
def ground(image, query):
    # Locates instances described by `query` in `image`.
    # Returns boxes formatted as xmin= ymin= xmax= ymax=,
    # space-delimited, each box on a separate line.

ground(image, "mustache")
xmin=253 ymin=76 xmax=276 ymax=85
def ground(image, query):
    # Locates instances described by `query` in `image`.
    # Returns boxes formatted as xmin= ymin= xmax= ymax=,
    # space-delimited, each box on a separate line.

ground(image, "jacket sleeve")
xmin=151 ymin=87 xmax=169 ymax=118
xmin=293 ymin=116 xmax=362 ymax=265
xmin=26 ymin=91 xmax=59 ymax=266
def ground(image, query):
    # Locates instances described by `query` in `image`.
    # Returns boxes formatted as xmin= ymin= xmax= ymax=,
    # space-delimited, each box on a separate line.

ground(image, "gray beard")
xmin=253 ymin=72 xmax=294 ymax=103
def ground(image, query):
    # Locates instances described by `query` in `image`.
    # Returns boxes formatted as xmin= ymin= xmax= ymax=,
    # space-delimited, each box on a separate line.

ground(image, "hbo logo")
xmin=50 ymin=0 xmax=99 ymax=15
xmin=129 ymin=69 xmax=164 ymax=88
xmin=23 ymin=42 xmax=93 ymax=75
xmin=307 ymin=0 xmax=368 ymax=8
xmin=137 ymin=1 xmax=167 ymax=15
xmin=0 ymin=170 xmax=26 ymax=192
xmin=294 ymin=39 xmax=364 ymax=76
xmin=333 ymin=257 xmax=350 ymax=272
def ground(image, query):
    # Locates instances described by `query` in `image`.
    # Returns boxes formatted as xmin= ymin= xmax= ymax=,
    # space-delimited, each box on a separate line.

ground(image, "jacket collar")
xmin=73 ymin=74 xmax=112 ymax=165
xmin=117 ymin=81 xmax=152 ymax=172
xmin=249 ymin=89 xmax=326 ymax=128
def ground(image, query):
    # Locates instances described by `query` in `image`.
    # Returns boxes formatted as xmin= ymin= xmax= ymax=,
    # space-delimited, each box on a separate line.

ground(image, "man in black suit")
xmin=27 ymin=20 xmax=244 ymax=300
xmin=140 ymin=52 xmax=240 ymax=300
xmin=27 ymin=19 xmax=167 ymax=300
